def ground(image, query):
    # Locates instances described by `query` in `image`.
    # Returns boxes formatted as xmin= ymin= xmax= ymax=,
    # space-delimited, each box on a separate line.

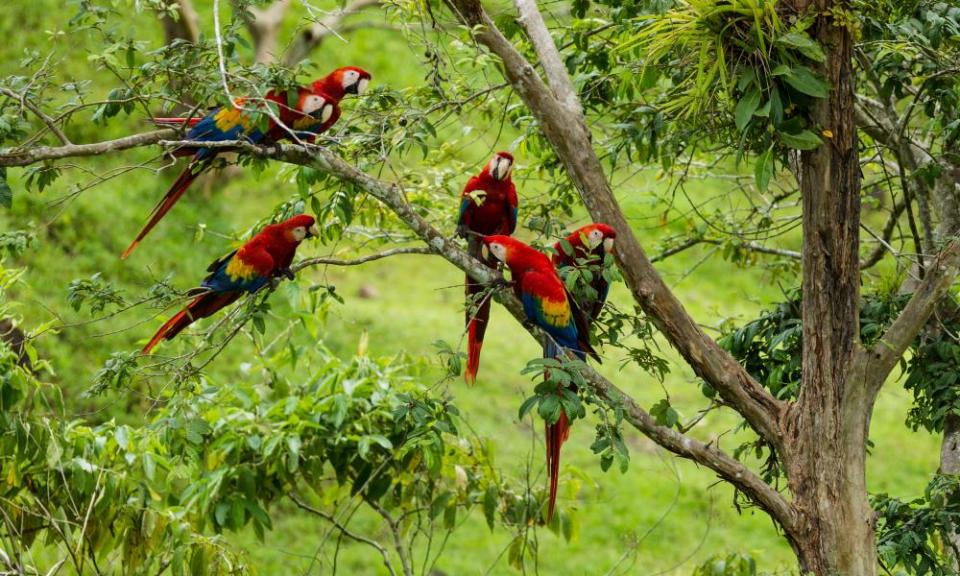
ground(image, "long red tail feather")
xmin=142 ymin=292 xmax=239 ymax=354
xmin=464 ymin=275 xmax=491 ymax=386
xmin=122 ymin=165 xmax=200 ymax=259
xmin=153 ymin=117 xmax=203 ymax=127
xmin=546 ymin=410 xmax=571 ymax=522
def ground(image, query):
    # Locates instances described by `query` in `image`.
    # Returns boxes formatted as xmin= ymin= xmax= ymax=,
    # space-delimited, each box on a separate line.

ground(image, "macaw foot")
xmin=280 ymin=267 xmax=296 ymax=281
xmin=489 ymin=277 xmax=512 ymax=291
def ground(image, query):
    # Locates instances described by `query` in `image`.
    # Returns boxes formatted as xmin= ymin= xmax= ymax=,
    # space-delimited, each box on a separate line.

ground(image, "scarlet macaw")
xmin=141 ymin=214 xmax=319 ymax=354
xmin=481 ymin=235 xmax=598 ymax=520
xmin=456 ymin=152 xmax=518 ymax=385
xmin=122 ymin=66 xmax=371 ymax=259
xmin=553 ymin=223 xmax=617 ymax=323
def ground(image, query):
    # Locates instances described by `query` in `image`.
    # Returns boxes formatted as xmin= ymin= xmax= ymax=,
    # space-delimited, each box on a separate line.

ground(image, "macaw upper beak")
xmin=603 ymin=237 xmax=615 ymax=253
xmin=307 ymin=224 xmax=320 ymax=239
xmin=356 ymin=77 xmax=369 ymax=95
xmin=481 ymin=243 xmax=490 ymax=261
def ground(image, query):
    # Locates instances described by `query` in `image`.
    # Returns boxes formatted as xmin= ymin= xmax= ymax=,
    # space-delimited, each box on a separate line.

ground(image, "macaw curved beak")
xmin=356 ymin=77 xmax=369 ymax=95
xmin=481 ymin=243 xmax=490 ymax=261
xmin=307 ymin=224 xmax=320 ymax=239
xmin=603 ymin=237 xmax=615 ymax=253
xmin=320 ymin=103 xmax=333 ymax=124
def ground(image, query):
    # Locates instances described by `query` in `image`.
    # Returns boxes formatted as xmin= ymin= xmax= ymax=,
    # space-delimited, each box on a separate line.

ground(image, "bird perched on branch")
xmin=553 ymin=223 xmax=617 ymax=323
xmin=122 ymin=66 xmax=371 ymax=259
xmin=481 ymin=235 xmax=599 ymax=520
xmin=456 ymin=152 xmax=518 ymax=385
xmin=141 ymin=214 xmax=319 ymax=354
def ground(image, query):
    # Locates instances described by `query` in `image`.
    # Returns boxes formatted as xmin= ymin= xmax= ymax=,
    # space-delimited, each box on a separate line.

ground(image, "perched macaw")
xmin=122 ymin=66 xmax=371 ymax=259
xmin=456 ymin=152 xmax=518 ymax=385
xmin=141 ymin=214 xmax=319 ymax=354
xmin=552 ymin=223 xmax=617 ymax=323
xmin=481 ymin=235 xmax=598 ymax=521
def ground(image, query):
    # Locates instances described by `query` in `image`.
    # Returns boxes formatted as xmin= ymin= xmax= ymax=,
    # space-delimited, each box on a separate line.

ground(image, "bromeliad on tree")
xmin=141 ymin=214 xmax=319 ymax=354
xmin=456 ymin=152 xmax=518 ymax=385
xmin=481 ymin=235 xmax=599 ymax=520
xmin=121 ymin=66 xmax=371 ymax=259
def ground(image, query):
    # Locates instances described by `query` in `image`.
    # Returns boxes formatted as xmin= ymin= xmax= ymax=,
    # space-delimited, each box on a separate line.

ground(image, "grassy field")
xmin=0 ymin=1 xmax=944 ymax=574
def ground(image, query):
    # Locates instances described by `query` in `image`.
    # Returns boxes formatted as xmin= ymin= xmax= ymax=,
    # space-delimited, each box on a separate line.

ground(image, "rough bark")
xmin=779 ymin=1 xmax=875 ymax=573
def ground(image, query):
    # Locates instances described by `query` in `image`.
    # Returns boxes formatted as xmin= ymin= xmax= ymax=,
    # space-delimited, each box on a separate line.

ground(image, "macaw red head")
xmin=486 ymin=151 xmax=514 ymax=181
xmin=299 ymin=91 xmax=335 ymax=124
xmin=313 ymin=67 xmax=371 ymax=100
xmin=276 ymin=214 xmax=320 ymax=243
xmin=480 ymin=234 xmax=544 ymax=267
xmin=573 ymin=223 xmax=617 ymax=253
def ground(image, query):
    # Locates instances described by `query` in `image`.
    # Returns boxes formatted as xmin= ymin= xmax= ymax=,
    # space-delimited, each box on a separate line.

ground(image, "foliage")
xmin=874 ymin=475 xmax=960 ymax=576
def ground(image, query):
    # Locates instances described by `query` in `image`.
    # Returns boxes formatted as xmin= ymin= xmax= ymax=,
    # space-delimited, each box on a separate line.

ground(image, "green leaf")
xmin=734 ymin=88 xmax=761 ymax=132
xmin=782 ymin=66 xmax=829 ymax=98
xmin=0 ymin=168 xmax=11 ymax=209
xmin=775 ymin=31 xmax=826 ymax=62
xmin=754 ymin=146 xmax=774 ymax=191
xmin=780 ymin=129 xmax=823 ymax=150
xmin=483 ymin=484 xmax=498 ymax=531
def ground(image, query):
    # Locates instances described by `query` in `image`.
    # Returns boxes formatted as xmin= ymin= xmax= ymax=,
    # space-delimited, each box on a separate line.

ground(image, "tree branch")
xmin=864 ymin=240 xmax=960 ymax=393
xmin=442 ymin=0 xmax=784 ymax=449
xmin=511 ymin=0 xmax=581 ymax=115
xmin=285 ymin=0 xmax=382 ymax=66
xmin=233 ymin=0 xmax=291 ymax=64
xmin=292 ymin=246 xmax=433 ymax=271
xmin=288 ymin=492 xmax=397 ymax=576
xmin=0 ymin=129 xmax=175 ymax=166
xmin=0 ymin=87 xmax=72 ymax=146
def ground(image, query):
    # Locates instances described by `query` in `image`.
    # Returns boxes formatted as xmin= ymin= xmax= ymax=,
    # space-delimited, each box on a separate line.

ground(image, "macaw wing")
xmin=565 ymin=285 xmax=601 ymax=362
xmin=206 ymin=249 xmax=238 ymax=274
xmin=202 ymin=248 xmax=274 ymax=293
xmin=187 ymin=104 xmax=265 ymax=149
xmin=506 ymin=181 xmax=518 ymax=234
xmin=520 ymin=274 xmax=577 ymax=349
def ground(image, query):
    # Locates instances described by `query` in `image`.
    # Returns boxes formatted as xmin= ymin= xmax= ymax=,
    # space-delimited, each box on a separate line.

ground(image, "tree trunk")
xmin=781 ymin=0 xmax=875 ymax=573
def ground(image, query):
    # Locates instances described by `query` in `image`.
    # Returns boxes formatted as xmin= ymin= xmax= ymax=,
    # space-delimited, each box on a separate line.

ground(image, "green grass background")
xmin=0 ymin=1 xmax=938 ymax=574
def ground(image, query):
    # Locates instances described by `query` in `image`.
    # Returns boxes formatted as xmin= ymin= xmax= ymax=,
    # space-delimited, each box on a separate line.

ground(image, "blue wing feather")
xmin=522 ymin=291 xmax=582 ymax=358
xmin=201 ymin=253 xmax=270 ymax=293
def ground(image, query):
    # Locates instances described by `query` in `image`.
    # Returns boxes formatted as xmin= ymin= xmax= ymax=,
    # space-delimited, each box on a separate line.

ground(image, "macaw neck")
xmin=315 ymin=78 xmax=346 ymax=102
xmin=476 ymin=171 xmax=511 ymax=190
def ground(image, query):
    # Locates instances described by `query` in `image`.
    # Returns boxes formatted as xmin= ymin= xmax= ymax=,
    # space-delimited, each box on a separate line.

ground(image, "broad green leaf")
xmin=780 ymin=129 xmax=823 ymax=150
xmin=754 ymin=146 xmax=774 ymax=191
xmin=783 ymin=66 xmax=829 ymax=98
xmin=735 ymin=88 xmax=761 ymax=131
xmin=776 ymin=31 xmax=826 ymax=62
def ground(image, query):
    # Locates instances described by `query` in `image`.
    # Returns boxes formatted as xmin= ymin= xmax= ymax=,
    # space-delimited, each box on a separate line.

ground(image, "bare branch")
xmin=0 ymin=129 xmax=176 ymax=167
xmin=442 ymin=0 xmax=784 ymax=449
xmin=511 ymin=0 xmax=581 ymax=115
xmin=1 ymin=87 xmax=72 ymax=146
xmin=292 ymin=246 xmax=433 ymax=271
xmin=285 ymin=0 xmax=382 ymax=66
xmin=860 ymin=200 xmax=906 ymax=270
xmin=864 ymin=240 xmax=960 ymax=392
xmin=288 ymin=492 xmax=397 ymax=576
xmin=652 ymin=237 xmax=801 ymax=263
xmin=368 ymin=500 xmax=414 ymax=576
